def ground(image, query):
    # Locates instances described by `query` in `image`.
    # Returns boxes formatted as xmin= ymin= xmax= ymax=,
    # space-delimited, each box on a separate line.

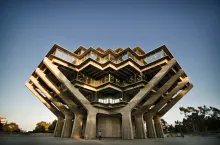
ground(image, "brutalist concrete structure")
xmin=25 ymin=44 xmax=193 ymax=139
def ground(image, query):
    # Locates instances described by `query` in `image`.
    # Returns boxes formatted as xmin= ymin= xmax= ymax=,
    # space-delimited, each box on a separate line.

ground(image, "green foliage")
xmin=33 ymin=121 xmax=51 ymax=133
xmin=2 ymin=122 xmax=20 ymax=132
xmin=33 ymin=120 xmax=57 ymax=133
xmin=173 ymin=106 xmax=220 ymax=133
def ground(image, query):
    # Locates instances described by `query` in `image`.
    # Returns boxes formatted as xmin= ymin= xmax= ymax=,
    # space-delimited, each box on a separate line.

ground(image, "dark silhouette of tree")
xmin=173 ymin=106 xmax=220 ymax=133
xmin=0 ymin=121 xmax=3 ymax=131
xmin=48 ymin=120 xmax=57 ymax=132
xmin=161 ymin=119 xmax=169 ymax=133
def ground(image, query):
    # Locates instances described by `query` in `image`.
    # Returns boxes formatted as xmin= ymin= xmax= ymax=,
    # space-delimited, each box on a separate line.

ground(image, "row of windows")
xmin=77 ymin=73 xmax=145 ymax=87
xmin=54 ymin=49 xmax=166 ymax=65
xmin=98 ymin=98 xmax=122 ymax=104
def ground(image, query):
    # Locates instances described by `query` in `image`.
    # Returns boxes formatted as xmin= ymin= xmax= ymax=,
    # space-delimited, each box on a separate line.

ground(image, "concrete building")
xmin=25 ymin=44 xmax=193 ymax=139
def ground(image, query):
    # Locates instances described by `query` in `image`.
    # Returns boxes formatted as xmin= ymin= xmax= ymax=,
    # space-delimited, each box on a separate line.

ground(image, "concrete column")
xmin=135 ymin=114 xmax=146 ymax=139
xmin=71 ymin=113 xmax=83 ymax=139
xmin=30 ymin=76 xmax=74 ymax=138
xmin=61 ymin=115 xmax=74 ymax=138
xmin=54 ymin=118 xmax=65 ymax=137
xmin=146 ymin=116 xmax=156 ymax=138
xmin=25 ymin=82 xmax=65 ymax=137
xmin=84 ymin=112 xmax=97 ymax=139
xmin=122 ymin=112 xmax=134 ymax=139
xmin=35 ymin=68 xmax=84 ymax=139
xmin=154 ymin=116 xmax=164 ymax=138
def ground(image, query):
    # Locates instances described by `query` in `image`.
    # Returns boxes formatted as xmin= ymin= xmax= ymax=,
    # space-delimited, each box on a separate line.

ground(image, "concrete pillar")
xmin=135 ymin=114 xmax=146 ymax=139
xmin=71 ymin=113 xmax=83 ymax=139
xmin=54 ymin=118 xmax=65 ymax=137
xmin=122 ymin=112 xmax=134 ymax=139
xmin=154 ymin=116 xmax=164 ymax=138
xmin=61 ymin=115 xmax=74 ymax=138
xmin=30 ymin=76 xmax=75 ymax=138
xmin=35 ymin=68 xmax=84 ymax=139
xmin=146 ymin=117 xmax=156 ymax=138
xmin=25 ymin=82 xmax=65 ymax=137
xmin=84 ymin=112 xmax=97 ymax=139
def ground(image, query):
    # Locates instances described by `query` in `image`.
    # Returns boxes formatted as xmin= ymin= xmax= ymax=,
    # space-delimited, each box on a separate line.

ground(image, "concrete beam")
xmin=25 ymin=82 xmax=64 ymax=137
xmin=137 ymin=69 xmax=184 ymax=114
xmin=43 ymin=57 xmax=93 ymax=111
xmin=143 ymin=78 xmax=189 ymax=138
xmin=30 ymin=76 xmax=74 ymax=138
xmin=157 ymin=84 xmax=193 ymax=117
xmin=30 ymin=76 xmax=73 ymax=116
xmin=123 ymin=58 xmax=177 ymax=112
xmin=147 ymin=77 xmax=189 ymax=115
xmin=43 ymin=57 xmax=108 ymax=115
xmin=35 ymin=68 xmax=84 ymax=138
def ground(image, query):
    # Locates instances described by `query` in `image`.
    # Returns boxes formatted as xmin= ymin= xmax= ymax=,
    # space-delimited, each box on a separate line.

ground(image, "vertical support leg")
xmin=54 ymin=118 xmax=64 ymax=137
xmin=71 ymin=113 xmax=83 ymax=139
xmin=61 ymin=115 xmax=74 ymax=138
xmin=84 ymin=112 xmax=97 ymax=139
xmin=122 ymin=112 xmax=134 ymax=139
xmin=146 ymin=117 xmax=157 ymax=138
xmin=135 ymin=114 xmax=146 ymax=139
xmin=154 ymin=118 xmax=164 ymax=138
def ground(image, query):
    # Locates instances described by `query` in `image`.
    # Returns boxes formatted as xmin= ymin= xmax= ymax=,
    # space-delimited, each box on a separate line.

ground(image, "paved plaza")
xmin=0 ymin=136 xmax=220 ymax=145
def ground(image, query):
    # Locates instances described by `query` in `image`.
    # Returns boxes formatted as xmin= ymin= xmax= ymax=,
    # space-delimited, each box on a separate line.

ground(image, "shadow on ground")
xmin=0 ymin=135 xmax=220 ymax=145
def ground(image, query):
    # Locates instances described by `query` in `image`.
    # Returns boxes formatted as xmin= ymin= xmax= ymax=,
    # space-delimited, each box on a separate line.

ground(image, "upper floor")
xmin=46 ymin=44 xmax=174 ymax=67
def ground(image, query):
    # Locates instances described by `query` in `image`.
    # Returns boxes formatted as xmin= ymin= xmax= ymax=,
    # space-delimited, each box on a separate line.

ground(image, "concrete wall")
xmin=97 ymin=115 xmax=121 ymax=138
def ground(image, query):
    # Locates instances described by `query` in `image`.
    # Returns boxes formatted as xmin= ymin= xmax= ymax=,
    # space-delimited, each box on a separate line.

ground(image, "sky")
xmin=0 ymin=0 xmax=219 ymax=131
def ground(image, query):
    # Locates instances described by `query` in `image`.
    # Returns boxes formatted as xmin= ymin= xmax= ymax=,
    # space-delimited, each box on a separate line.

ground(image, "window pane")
xmin=54 ymin=49 xmax=74 ymax=63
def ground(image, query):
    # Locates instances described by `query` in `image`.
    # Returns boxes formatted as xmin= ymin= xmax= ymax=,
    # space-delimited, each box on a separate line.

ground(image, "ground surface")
xmin=0 ymin=136 xmax=220 ymax=145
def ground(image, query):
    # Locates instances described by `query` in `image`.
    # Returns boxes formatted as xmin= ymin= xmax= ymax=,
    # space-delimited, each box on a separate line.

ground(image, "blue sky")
xmin=0 ymin=0 xmax=219 ymax=131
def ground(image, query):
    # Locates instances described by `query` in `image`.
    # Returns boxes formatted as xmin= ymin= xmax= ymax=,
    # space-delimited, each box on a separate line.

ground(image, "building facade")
xmin=25 ymin=44 xmax=193 ymax=139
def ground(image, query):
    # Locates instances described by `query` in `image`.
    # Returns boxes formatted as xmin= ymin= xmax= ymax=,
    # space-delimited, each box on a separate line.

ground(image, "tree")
xmin=0 ymin=121 xmax=3 ymax=131
xmin=176 ymin=106 xmax=220 ymax=133
xmin=33 ymin=121 xmax=51 ymax=133
xmin=3 ymin=122 xmax=20 ymax=132
xmin=161 ymin=119 xmax=169 ymax=133
xmin=48 ymin=120 xmax=57 ymax=132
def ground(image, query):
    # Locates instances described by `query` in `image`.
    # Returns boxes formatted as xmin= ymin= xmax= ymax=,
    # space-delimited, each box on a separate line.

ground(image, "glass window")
xmin=122 ymin=53 xmax=128 ymax=60
xmin=54 ymin=49 xmax=75 ymax=63
xmin=144 ymin=50 xmax=165 ymax=64
xmin=89 ymin=52 xmax=96 ymax=60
